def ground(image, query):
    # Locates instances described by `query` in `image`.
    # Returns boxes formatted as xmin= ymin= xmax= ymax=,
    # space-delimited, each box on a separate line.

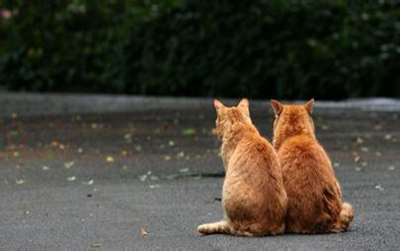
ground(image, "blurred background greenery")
xmin=0 ymin=0 xmax=399 ymax=99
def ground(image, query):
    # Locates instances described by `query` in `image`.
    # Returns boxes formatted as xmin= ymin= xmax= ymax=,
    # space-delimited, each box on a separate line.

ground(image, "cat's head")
xmin=213 ymin=98 xmax=252 ymax=139
xmin=270 ymin=99 xmax=315 ymax=144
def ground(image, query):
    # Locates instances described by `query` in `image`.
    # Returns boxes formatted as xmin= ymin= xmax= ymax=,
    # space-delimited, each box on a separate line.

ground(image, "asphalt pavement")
xmin=0 ymin=93 xmax=399 ymax=250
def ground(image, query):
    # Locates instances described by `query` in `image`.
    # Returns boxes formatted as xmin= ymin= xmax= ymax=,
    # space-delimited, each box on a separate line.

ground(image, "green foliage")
xmin=0 ymin=0 xmax=399 ymax=99
xmin=0 ymin=0 xmax=179 ymax=93
xmin=126 ymin=0 xmax=400 ymax=99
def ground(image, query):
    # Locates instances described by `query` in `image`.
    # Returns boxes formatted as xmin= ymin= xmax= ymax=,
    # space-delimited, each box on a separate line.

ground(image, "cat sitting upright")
xmin=198 ymin=99 xmax=287 ymax=236
xmin=270 ymin=99 xmax=354 ymax=234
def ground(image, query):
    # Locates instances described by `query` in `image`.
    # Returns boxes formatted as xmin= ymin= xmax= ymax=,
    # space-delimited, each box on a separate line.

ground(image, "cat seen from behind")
xmin=197 ymin=99 xmax=287 ymax=236
xmin=270 ymin=99 xmax=354 ymax=234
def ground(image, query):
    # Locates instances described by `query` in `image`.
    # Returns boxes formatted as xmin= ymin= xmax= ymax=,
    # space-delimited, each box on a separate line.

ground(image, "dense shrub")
xmin=0 ymin=0 xmax=399 ymax=99
xmin=126 ymin=0 xmax=400 ymax=99
xmin=0 ymin=0 xmax=179 ymax=93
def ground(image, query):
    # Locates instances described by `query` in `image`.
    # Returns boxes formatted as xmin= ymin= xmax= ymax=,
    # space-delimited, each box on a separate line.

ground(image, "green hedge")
xmin=0 ymin=0 xmax=179 ymax=93
xmin=126 ymin=0 xmax=400 ymax=99
xmin=1 ymin=0 xmax=400 ymax=99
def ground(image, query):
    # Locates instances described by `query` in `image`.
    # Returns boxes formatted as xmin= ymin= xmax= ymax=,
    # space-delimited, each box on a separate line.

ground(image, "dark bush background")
xmin=0 ymin=0 xmax=399 ymax=99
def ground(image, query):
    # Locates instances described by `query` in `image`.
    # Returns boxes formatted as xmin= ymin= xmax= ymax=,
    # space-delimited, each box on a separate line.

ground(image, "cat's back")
xmin=226 ymin=131 xmax=282 ymax=191
xmin=237 ymin=131 xmax=278 ymax=168
xmin=223 ymin=130 xmax=287 ymax=235
xmin=279 ymin=134 xmax=327 ymax=162
xmin=278 ymin=135 xmax=334 ymax=179
xmin=277 ymin=135 xmax=342 ymax=234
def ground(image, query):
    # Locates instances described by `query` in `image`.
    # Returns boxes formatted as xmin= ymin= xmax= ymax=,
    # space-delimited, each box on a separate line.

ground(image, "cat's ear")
xmin=270 ymin=99 xmax=283 ymax=116
xmin=214 ymin=99 xmax=225 ymax=113
xmin=238 ymin=98 xmax=249 ymax=108
xmin=238 ymin=98 xmax=250 ymax=116
xmin=305 ymin=98 xmax=315 ymax=114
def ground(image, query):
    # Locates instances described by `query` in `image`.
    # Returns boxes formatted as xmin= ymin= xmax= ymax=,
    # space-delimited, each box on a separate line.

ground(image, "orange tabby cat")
xmin=270 ymin=99 xmax=354 ymax=234
xmin=198 ymin=99 xmax=287 ymax=236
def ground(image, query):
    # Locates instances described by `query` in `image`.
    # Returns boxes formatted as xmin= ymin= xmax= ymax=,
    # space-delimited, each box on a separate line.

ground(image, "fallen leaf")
xmin=321 ymin=125 xmax=329 ymax=131
xmin=375 ymin=184 xmax=384 ymax=191
xmin=182 ymin=128 xmax=196 ymax=136
xmin=16 ymin=179 xmax=25 ymax=185
xmin=354 ymin=137 xmax=364 ymax=146
xmin=90 ymin=243 xmax=102 ymax=248
xmin=179 ymin=168 xmax=189 ymax=173
xmin=140 ymin=227 xmax=148 ymax=237
xmin=64 ymin=161 xmax=74 ymax=169
xmin=384 ymin=134 xmax=392 ymax=140
xmin=361 ymin=147 xmax=369 ymax=152
xmin=106 ymin=156 xmax=115 ymax=163
xmin=139 ymin=171 xmax=152 ymax=182
xmin=124 ymin=133 xmax=132 ymax=140
xmin=177 ymin=151 xmax=185 ymax=159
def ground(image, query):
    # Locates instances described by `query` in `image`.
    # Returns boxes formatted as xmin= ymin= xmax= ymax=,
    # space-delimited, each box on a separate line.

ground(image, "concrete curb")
xmin=1 ymin=92 xmax=400 ymax=118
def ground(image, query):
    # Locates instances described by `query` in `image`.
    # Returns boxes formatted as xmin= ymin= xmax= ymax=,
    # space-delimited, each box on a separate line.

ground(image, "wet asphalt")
xmin=0 ymin=94 xmax=399 ymax=250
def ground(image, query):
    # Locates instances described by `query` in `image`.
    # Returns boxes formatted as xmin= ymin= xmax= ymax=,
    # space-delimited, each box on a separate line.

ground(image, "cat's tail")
xmin=331 ymin=202 xmax=354 ymax=233
xmin=197 ymin=220 xmax=253 ymax=237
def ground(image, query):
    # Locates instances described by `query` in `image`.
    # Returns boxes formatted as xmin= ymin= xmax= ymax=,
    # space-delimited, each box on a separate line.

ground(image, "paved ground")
xmin=0 ymin=94 xmax=399 ymax=250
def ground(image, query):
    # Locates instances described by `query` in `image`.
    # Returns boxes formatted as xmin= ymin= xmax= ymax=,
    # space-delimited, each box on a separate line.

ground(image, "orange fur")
xmin=270 ymin=99 xmax=354 ymax=234
xmin=198 ymin=99 xmax=287 ymax=236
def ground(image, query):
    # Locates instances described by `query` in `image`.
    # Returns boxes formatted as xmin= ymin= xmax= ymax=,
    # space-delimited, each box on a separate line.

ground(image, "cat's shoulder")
xmin=280 ymin=135 xmax=321 ymax=153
